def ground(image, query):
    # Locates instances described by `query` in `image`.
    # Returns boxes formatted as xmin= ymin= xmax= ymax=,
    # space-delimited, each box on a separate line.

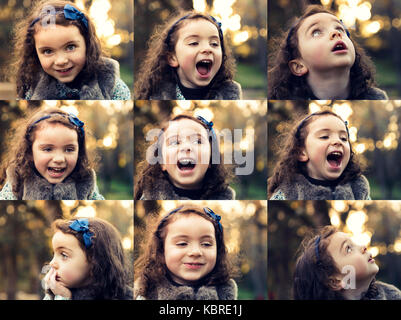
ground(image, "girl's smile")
xmin=299 ymin=115 xmax=351 ymax=181
xmin=161 ymin=119 xmax=211 ymax=190
xmin=168 ymin=18 xmax=223 ymax=88
xmin=32 ymin=123 xmax=79 ymax=184
xmin=164 ymin=214 xmax=217 ymax=285
xmin=34 ymin=24 xmax=86 ymax=83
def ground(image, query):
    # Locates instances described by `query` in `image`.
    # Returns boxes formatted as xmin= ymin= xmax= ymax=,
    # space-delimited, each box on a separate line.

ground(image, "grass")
xmin=235 ymin=63 xmax=267 ymax=89
xmin=98 ymin=179 xmax=132 ymax=200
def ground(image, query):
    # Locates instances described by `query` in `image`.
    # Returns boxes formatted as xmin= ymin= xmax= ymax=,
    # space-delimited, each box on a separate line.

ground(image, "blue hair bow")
xmin=203 ymin=207 xmax=223 ymax=232
xmin=68 ymin=113 xmax=85 ymax=135
xmin=64 ymin=4 xmax=88 ymax=29
xmin=197 ymin=115 xmax=220 ymax=163
xmin=69 ymin=218 xmax=94 ymax=248
xmin=197 ymin=115 xmax=216 ymax=138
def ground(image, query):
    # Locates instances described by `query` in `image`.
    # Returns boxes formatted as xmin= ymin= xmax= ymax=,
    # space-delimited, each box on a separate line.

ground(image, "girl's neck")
xmin=306 ymin=68 xmax=351 ymax=99
xmin=341 ymin=278 xmax=373 ymax=300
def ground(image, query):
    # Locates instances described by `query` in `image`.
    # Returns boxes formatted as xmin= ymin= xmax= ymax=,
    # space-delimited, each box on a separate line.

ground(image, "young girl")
xmin=294 ymin=225 xmax=401 ymax=300
xmin=134 ymin=205 xmax=238 ymax=300
xmin=268 ymin=5 xmax=387 ymax=100
xmin=134 ymin=114 xmax=235 ymax=200
xmin=11 ymin=0 xmax=130 ymax=100
xmin=134 ymin=10 xmax=242 ymax=100
xmin=43 ymin=217 xmax=133 ymax=300
xmin=268 ymin=109 xmax=370 ymax=200
xmin=0 ymin=107 xmax=104 ymax=200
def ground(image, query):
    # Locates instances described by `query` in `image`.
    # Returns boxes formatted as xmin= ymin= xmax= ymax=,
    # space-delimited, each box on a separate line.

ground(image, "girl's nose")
xmin=330 ymin=30 xmax=342 ymax=40
xmin=361 ymin=246 xmax=367 ymax=254
xmin=52 ymin=152 xmax=66 ymax=163
xmin=180 ymin=139 xmax=193 ymax=152
xmin=49 ymin=257 xmax=58 ymax=269
xmin=54 ymin=53 xmax=68 ymax=66
xmin=188 ymin=244 xmax=202 ymax=256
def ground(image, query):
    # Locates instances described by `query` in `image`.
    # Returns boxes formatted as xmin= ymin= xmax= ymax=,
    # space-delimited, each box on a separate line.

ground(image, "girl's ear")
xmin=289 ymin=59 xmax=308 ymax=76
xmin=328 ymin=275 xmax=343 ymax=291
xmin=167 ymin=54 xmax=179 ymax=68
xmin=298 ymin=149 xmax=309 ymax=162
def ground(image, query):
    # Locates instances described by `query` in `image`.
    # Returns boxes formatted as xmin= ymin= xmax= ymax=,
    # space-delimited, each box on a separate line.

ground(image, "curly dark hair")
xmin=134 ymin=10 xmax=237 ymax=99
xmin=267 ymin=108 xmax=364 ymax=197
xmin=10 ymin=0 xmax=107 ymax=98
xmin=268 ymin=5 xmax=378 ymax=99
xmin=134 ymin=113 xmax=234 ymax=200
xmin=52 ymin=217 xmax=131 ymax=299
xmin=0 ymin=107 xmax=97 ymax=198
xmin=134 ymin=204 xmax=237 ymax=299
xmin=293 ymin=225 xmax=378 ymax=300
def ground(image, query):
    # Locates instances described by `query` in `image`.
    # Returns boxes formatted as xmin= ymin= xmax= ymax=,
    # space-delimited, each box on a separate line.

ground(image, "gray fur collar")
xmin=372 ymin=281 xmax=401 ymax=300
xmin=149 ymin=79 xmax=242 ymax=100
xmin=29 ymin=58 xmax=120 ymax=100
xmin=136 ymin=276 xmax=237 ymax=300
xmin=278 ymin=174 xmax=370 ymax=200
xmin=6 ymin=167 xmax=97 ymax=200
xmin=140 ymin=176 xmax=235 ymax=200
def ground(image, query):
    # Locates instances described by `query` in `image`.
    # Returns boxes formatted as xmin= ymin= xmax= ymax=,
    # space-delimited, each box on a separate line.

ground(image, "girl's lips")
xmin=196 ymin=60 xmax=213 ymax=79
xmin=326 ymin=151 xmax=343 ymax=170
xmin=55 ymin=66 xmax=73 ymax=75
xmin=332 ymin=41 xmax=348 ymax=54
xmin=184 ymin=262 xmax=204 ymax=270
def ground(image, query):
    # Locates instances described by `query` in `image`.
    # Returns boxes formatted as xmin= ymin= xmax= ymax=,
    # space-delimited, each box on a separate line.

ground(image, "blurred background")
xmin=268 ymin=200 xmax=401 ymax=299
xmin=134 ymin=200 xmax=267 ymax=299
xmin=134 ymin=100 xmax=267 ymax=200
xmin=134 ymin=0 xmax=267 ymax=99
xmin=268 ymin=0 xmax=401 ymax=98
xmin=268 ymin=100 xmax=401 ymax=200
xmin=0 ymin=100 xmax=133 ymax=199
xmin=0 ymin=200 xmax=133 ymax=300
xmin=0 ymin=0 xmax=133 ymax=99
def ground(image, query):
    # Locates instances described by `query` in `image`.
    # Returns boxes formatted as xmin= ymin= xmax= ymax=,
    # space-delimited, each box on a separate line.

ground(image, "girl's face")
xmin=291 ymin=13 xmax=355 ymax=76
xmin=34 ymin=24 xmax=86 ymax=83
xmin=168 ymin=18 xmax=223 ymax=88
xmin=161 ymin=119 xmax=211 ymax=190
xmin=32 ymin=122 xmax=79 ymax=184
xmin=299 ymin=115 xmax=351 ymax=181
xmin=327 ymin=232 xmax=379 ymax=286
xmin=164 ymin=213 xmax=217 ymax=285
xmin=49 ymin=230 xmax=90 ymax=288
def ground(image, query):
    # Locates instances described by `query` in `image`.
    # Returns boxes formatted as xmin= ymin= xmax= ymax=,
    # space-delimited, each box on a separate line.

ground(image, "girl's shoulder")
xmin=349 ymin=174 xmax=370 ymax=200
xmin=217 ymin=80 xmax=242 ymax=100
xmin=0 ymin=181 xmax=17 ymax=200
xmin=356 ymin=87 xmax=388 ymax=100
xmin=269 ymin=189 xmax=286 ymax=200
xmin=374 ymin=281 xmax=401 ymax=300
xmin=111 ymin=77 xmax=131 ymax=100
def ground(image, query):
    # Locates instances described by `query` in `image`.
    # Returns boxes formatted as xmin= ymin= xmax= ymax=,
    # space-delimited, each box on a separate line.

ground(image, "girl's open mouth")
xmin=177 ymin=158 xmax=196 ymax=172
xmin=326 ymin=151 xmax=343 ymax=169
xmin=48 ymin=167 xmax=66 ymax=178
xmin=332 ymin=41 xmax=348 ymax=53
xmin=196 ymin=60 xmax=213 ymax=77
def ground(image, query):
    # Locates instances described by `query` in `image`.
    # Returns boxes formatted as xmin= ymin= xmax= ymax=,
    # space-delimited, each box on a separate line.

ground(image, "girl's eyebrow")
xmin=38 ymin=40 xmax=80 ymax=51
xmin=55 ymin=246 xmax=72 ymax=253
xmin=315 ymin=128 xmax=347 ymax=134
xmin=183 ymin=34 xmax=220 ymax=41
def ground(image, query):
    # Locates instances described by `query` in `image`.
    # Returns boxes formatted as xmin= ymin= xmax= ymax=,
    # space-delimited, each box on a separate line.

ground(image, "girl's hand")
xmin=44 ymin=267 xmax=72 ymax=299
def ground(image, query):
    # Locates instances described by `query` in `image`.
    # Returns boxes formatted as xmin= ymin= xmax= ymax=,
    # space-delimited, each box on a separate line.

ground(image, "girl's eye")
xmin=60 ymin=252 xmax=68 ymax=259
xmin=201 ymin=242 xmax=212 ymax=247
xmin=168 ymin=139 xmax=179 ymax=146
xmin=188 ymin=42 xmax=199 ymax=46
xmin=42 ymin=49 xmax=53 ymax=55
xmin=312 ymin=29 xmax=322 ymax=37
xmin=336 ymin=26 xmax=346 ymax=33
xmin=210 ymin=42 xmax=220 ymax=47
xmin=319 ymin=136 xmax=329 ymax=139
xmin=65 ymin=147 xmax=76 ymax=152
xmin=346 ymin=245 xmax=352 ymax=254
xmin=176 ymin=242 xmax=187 ymax=247
xmin=66 ymin=44 xmax=76 ymax=51
xmin=341 ymin=137 xmax=348 ymax=142
xmin=42 ymin=147 xmax=53 ymax=152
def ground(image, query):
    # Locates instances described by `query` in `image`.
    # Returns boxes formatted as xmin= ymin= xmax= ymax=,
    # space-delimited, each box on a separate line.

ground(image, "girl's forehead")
xmin=164 ymin=118 xmax=209 ymax=136
xmin=299 ymin=12 xmax=340 ymax=31
xmin=307 ymin=114 xmax=346 ymax=131
xmin=177 ymin=18 xmax=219 ymax=37
xmin=165 ymin=213 xmax=215 ymax=236
xmin=52 ymin=230 xmax=81 ymax=249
